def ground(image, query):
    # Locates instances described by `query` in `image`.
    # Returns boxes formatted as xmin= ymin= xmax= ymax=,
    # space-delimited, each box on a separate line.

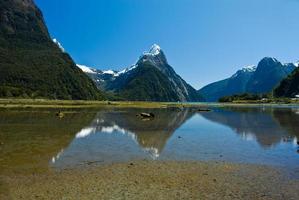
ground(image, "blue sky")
xmin=35 ymin=0 xmax=299 ymax=89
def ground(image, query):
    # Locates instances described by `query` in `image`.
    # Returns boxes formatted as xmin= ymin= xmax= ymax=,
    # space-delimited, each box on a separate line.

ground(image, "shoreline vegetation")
xmin=0 ymin=98 xmax=299 ymax=109
xmin=0 ymin=99 xmax=200 ymax=109
xmin=2 ymin=161 xmax=299 ymax=200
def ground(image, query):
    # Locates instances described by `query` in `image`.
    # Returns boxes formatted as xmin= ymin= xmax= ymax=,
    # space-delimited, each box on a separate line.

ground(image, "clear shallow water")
xmin=1 ymin=106 xmax=299 ymax=175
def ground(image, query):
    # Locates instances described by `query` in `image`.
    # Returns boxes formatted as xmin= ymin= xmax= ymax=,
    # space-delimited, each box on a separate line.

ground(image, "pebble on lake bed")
xmin=56 ymin=111 xmax=64 ymax=118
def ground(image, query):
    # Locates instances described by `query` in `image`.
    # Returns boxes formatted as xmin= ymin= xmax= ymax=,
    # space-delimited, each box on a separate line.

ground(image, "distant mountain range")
xmin=0 ymin=0 xmax=103 ymax=100
xmin=198 ymin=57 xmax=298 ymax=102
xmin=78 ymin=44 xmax=202 ymax=102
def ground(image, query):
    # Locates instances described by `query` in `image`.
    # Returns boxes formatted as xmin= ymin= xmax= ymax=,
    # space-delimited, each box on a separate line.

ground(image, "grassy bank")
xmin=0 ymin=98 xmax=299 ymax=109
xmin=0 ymin=98 xmax=200 ymax=109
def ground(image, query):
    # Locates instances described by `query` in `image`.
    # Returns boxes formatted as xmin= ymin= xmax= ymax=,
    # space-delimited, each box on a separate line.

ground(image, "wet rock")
xmin=137 ymin=112 xmax=155 ymax=118
xmin=178 ymin=136 xmax=182 ymax=139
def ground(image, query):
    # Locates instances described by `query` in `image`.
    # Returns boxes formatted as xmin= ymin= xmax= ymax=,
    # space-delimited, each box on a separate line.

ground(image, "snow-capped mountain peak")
xmin=143 ymin=44 xmax=162 ymax=56
xmin=294 ymin=61 xmax=299 ymax=67
xmin=52 ymin=38 xmax=65 ymax=52
xmin=149 ymin=44 xmax=161 ymax=55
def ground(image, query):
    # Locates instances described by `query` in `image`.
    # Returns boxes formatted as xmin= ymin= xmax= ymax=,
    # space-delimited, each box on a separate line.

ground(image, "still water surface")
xmin=1 ymin=106 xmax=299 ymax=175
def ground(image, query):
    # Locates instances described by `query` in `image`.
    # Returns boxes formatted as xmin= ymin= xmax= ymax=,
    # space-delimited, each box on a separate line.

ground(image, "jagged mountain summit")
xmin=78 ymin=44 xmax=202 ymax=102
xmin=0 ymin=0 xmax=103 ymax=100
xmin=198 ymin=57 xmax=297 ymax=102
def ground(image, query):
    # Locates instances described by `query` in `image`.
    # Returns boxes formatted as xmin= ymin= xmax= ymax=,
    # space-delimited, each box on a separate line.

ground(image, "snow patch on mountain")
xmin=116 ymin=65 xmax=137 ymax=76
xmin=264 ymin=57 xmax=279 ymax=63
xmin=103 ymin=70 xmax=117 ymax=75
xmin=294 ymin=62 xmax=299 ymax=67
xmin=77 ymin=64 xmax=97 ymax=74
xmin=149 ymin=44 xmax=161 ymax=55
xmin=52 ymin=38 xmax=65 ymax=52
xmin=77 ymin=63 xmax=139 ymax=79
xmin=241 ymin=65 xmax=257 ymax=73
xmin=231 ymin=65 xmax=256 ymax=78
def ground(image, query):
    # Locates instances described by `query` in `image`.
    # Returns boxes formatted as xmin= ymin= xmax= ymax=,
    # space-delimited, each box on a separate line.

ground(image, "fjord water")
xmin=1 ymin=106 xmax=299 ymax=175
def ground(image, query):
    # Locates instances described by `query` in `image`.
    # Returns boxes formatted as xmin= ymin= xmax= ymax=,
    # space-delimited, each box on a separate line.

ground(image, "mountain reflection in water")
xmin=199 ymin=107 xmax=299 ymax=148
xmin=50 ymin=106 xmax=299 ymax=170
xmin=2 ymin=106 xmax=298 ymax=174
xmin=51 ymin=108 xmax=195 ymax=168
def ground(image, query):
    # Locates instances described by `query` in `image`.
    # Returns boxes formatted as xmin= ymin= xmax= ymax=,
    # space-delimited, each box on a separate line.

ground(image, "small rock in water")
xmin=198 ymin=108 xmax=212 ymax=112
xmin=137 ymin=112 xmax=155 ymax=119
xmin=56 ymin=111 xmax=64 ymax=118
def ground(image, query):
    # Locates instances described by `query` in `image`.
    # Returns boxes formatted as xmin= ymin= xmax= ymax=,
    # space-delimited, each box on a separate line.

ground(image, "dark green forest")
xmin=0 ymin=0 xmax=104 ymax=100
